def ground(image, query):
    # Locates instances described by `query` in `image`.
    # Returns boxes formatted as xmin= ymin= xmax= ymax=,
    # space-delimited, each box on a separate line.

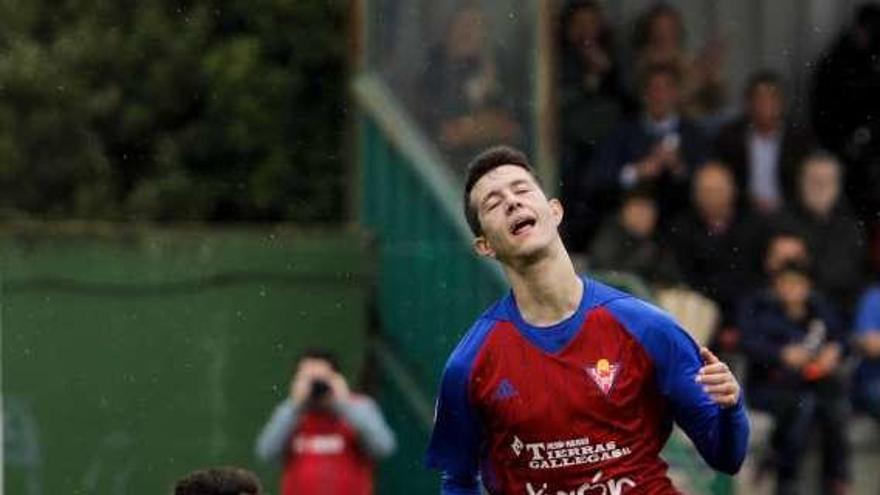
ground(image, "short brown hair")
xmin=174 ymin=467 xmax=263 ymax=495
xmin=463 ymin=145 xmax=541 ymax=236
xmin=745 ymin=70 xmax=784 ymax=99
xmin=640 ymin=62 xmax=682 ymax=91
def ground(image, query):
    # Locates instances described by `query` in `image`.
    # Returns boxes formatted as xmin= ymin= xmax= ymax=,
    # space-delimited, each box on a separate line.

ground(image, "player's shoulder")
xmin=588 ymin=278 xmax=673 ymax=327
xmin=442 ymin=298 xmax=510 ymax=375
xmin=588 ymin=278 xmax=696 ymax=352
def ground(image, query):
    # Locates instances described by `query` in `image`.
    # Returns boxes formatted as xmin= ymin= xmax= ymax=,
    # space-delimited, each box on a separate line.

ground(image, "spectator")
xmin=419 ymin=3 xmax=521 ymax=169
xmin=852 ymin=283 xmax=880 ymax=421
xmin=762 ymin=229 xmax=810 ymax=281
xmin=174 ymin=466 xmax=263 ymax=495
xmin=591 ymin=63 xmax=709 ymax=224
xmin=255 ymin=350 xmax=396 ymax=495
xmin=713 ymin=228 xmax=811 ymax=353
xmin=776 ymin=152 xmax=866 ymax=317
xmin=668 ymin=162 xmax=760 ymax=325
xmin=631 ymin=3 xmax=726 ymax=122
xmin=714 ymin=71 xmax=816 ymax=215
xmin=558 ymin=0 xmax=631 ymax=251
xmin=739 ymin=260 xmax=850 ymax=495
xmin=588 ymin=188 xmax=680 ymax=286
xmin=812 ymin=3 xmax=880 ymax=223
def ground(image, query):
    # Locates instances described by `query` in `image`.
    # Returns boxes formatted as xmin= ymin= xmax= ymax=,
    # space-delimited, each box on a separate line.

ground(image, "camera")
xmin=308 ymin=379 xmax=331 ymax=402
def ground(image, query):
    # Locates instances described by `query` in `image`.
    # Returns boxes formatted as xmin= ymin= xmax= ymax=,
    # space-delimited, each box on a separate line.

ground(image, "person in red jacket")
xmin=256 ymin=350 xmax=396 ymax=495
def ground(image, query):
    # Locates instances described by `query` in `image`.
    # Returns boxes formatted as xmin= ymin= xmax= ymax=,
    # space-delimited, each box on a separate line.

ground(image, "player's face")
xmin=469 ymin=165 xmax=563 ymax=262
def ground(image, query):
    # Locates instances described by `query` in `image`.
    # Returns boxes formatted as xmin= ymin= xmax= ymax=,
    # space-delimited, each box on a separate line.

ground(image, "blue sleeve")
xmin=425 ymin=319 xmax=494 ymax=494
xmin=855 ymin=288 xmax=880 ymax=334
xmin=440 ymin=473 xmax=481 ymax=495
xmin=606 ymin=297 xmax=750 ymax=475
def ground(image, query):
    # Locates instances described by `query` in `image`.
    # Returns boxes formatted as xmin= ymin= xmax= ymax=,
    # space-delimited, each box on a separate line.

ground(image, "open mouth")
xmin=510 ymin=217 xmax=537 ymax=236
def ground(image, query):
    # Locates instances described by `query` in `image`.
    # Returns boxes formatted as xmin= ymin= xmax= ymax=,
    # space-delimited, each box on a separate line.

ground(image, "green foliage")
xmin=0 ymin=0 xmax=347 ymax=222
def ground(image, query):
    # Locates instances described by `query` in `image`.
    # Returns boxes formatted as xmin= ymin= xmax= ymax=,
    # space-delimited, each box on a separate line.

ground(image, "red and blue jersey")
xmin=426 ymin=278 xmax=749 ymax=494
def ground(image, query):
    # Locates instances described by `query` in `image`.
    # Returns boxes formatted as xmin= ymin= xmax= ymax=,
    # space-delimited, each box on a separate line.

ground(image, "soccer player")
xmin=426 ymin=146 xmax=749 ymax=494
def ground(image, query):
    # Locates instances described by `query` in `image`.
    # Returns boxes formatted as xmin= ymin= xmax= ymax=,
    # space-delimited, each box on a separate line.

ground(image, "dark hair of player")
xmin=463 ymin=145 xmax=543 ymax=236
xmin=174 ymin=466 xmax=263 ymax=495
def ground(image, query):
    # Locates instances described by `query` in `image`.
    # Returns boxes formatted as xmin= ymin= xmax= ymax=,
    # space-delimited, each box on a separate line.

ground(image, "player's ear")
xmin=549 ymin=198 xmax=564 ymax=227
xmin=473 ymin=235 xmax=496 ymax=259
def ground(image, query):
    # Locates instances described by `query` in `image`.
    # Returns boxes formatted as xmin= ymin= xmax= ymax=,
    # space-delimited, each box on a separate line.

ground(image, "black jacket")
xmin=668 ymin=209 xmax=763 ymax=324
xmin=713 ymin=118 xmax=816 ymax=206
xmin=774 ymin=204 xmax=867 ymax=316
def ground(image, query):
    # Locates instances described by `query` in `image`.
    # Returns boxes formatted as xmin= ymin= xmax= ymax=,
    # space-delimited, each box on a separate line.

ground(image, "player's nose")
xmin=505 ymin=197 xmax=522 ymax=215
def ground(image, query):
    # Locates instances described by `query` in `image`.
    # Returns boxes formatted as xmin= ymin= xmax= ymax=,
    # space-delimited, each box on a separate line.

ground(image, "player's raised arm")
xmin=606 ymin=297 xmax=750 ymax=474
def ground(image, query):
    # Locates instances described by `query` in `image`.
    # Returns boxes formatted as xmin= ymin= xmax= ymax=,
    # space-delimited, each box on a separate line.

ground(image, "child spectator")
xmin=739 ymin=260 xmax=850 ymax=495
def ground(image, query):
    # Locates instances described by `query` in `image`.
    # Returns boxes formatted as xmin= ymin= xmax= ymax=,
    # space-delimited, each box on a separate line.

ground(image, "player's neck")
xmin=505 ymin=242 xmax=583 ymax=328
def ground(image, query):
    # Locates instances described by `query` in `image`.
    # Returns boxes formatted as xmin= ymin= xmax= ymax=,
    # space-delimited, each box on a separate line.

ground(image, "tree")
xmin=0 ymin=0 xmax=347 ymax=222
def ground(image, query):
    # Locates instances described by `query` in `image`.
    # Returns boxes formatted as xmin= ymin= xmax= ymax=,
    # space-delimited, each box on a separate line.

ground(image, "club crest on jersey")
xmin=586 ymin=359 xmax=620 ymax=395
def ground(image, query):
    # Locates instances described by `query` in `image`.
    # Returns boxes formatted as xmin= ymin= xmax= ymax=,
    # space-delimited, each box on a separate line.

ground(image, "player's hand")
xmin=635 ymin=156 xmax=663 ymax=180
xmin=814 ymin=343 xmax=842 ymax=373
xmin=695 ymin=347 xmax=740 ymax=408
xmin=781 ymin=344 xmax=812 ymax=370
xmin=290 ymin=369 xmax=313 ymax=406
xmin=328 ymin=372 xmax=351 ymax=403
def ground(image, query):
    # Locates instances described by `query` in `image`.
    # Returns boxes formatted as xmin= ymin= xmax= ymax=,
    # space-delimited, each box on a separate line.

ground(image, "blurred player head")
xmin=693 ymin=161 xmax=737 ymax=221
xmin=764 ymin=229 xmax=810 ymax=277
xmin=798 ymin=152 xmax=842 ymax=217
xmin=295 ymin=349 xmax=342 ymax=405
xmin=464 ymin=145 xmax=564 ymax=265
xmin=771 ymin=259 xmax=813 ymax=309
xmin=619 ymin=189 xmax=658 ymax=239
xmin=174 ymin=466 xmax=263 ymax=495
xmin=641 ymin=63 xmax=682 ymax=121
xmin=634 ymin=3 xmax=685 ymax=55
xmin=745 ymin=71 xmax=785 ymax=133
xmin=446 ymin=3 xmax=488 ymax=60
xmin=561 ymin=0 xmax=613 ymax=61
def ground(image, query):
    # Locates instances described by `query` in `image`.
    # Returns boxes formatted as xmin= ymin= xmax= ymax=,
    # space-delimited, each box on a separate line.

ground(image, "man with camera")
xmin=255 ymin=350 xmax=396 ymax=495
